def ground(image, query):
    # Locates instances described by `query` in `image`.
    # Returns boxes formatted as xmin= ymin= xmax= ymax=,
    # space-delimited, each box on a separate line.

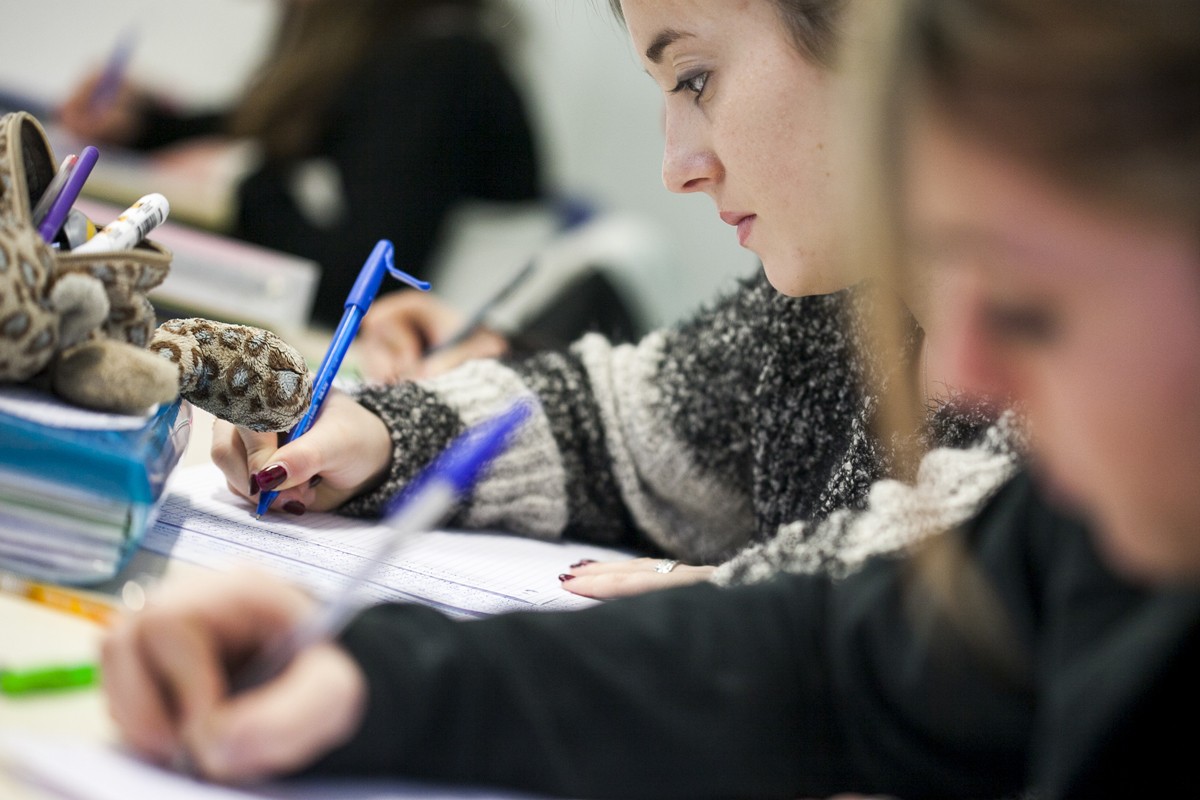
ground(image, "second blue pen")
xmin=255 ymin=239 xmax=431 ymax=518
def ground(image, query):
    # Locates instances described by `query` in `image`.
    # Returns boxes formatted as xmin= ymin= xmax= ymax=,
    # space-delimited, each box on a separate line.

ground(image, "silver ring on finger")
xmin=654 ymin=559 xmax=679 ymax=574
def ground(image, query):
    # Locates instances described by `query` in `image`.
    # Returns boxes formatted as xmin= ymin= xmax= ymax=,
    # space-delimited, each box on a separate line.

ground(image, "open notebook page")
xmin=0 ymin=732 xmax=549 ymax=800
xmin=146 ymin=464 xmax=634 ymax=618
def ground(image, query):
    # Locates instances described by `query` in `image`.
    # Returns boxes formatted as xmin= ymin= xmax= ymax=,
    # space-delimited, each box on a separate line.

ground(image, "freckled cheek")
xmin=1109 ymin=327 xmax=1200 ymax=497
xmin=1146 ymin=362 xmax=1200 ymax=509
xmin=1016 ymin=358 xmax=1106 ymax=489
xmin=1060 ymin=367 xmax=1190 ymax=531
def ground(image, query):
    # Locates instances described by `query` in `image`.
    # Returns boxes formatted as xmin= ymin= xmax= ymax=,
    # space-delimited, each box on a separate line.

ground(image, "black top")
xmin=314 ymin=472 xmax=1200 ymax=798
xmin=138 ymin=31 xmax=542 ymax=327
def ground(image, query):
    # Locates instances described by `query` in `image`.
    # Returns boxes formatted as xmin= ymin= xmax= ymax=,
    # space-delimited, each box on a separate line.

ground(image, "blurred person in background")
xmin=60 ymin=0 xmax=543 ymax=327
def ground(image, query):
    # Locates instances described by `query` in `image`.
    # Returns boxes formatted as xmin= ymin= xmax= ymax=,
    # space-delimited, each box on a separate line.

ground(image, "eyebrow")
xmin=645 ymin=29 xmax=693 ymax=63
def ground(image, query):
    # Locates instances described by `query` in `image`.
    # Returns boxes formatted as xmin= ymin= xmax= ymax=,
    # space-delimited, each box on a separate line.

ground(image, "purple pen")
xmin=89 ymin=27 xmax=137 ymax=114
xmin=37 ymin=145 xmax=99 ymax=243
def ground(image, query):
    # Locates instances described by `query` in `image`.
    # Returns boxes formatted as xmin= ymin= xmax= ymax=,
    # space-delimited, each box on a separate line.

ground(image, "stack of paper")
xmin=0 ymin=387 xmax=191 ymax=584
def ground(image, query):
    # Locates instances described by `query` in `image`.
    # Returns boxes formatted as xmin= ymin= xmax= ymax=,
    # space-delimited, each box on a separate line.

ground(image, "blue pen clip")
xmin=345 ymin=239 xmax=430 ymax=313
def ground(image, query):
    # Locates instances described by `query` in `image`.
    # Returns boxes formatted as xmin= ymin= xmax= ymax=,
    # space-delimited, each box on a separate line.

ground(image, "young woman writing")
xmin=210 ymin=0 xmax=1018 ymax=599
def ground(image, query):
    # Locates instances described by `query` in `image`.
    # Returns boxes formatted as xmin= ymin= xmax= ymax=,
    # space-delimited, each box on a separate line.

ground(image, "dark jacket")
xmin=137 ymin=31 xmax=541 ymax=327
xmin=316 ymin=472 xmax=1200 ymax=798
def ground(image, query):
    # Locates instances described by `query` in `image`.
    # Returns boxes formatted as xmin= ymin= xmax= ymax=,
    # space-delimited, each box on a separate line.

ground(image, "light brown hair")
xmin=900 ymin=0 xmax=1200 ymax=231
xmin=228 ymin=0 xmax=488 ymax=161
xmin=606 ymin=0 xmax=848 ymax=67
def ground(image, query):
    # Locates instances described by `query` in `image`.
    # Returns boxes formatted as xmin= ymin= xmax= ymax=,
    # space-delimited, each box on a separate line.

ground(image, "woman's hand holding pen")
xmin=58 ymin=70 xmax=147 ymax=145
xmin=359 ymin=290 xmax=508 ymax=383
xmin=101 ymin=568 xmax=367 ymax=783
xmin=211 ymin=389 xmax=393 ymax=515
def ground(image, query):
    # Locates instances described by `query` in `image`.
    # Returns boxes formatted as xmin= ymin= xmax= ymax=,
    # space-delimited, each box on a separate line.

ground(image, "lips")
xmin=719 ymin=212 xmax=756 ymax=247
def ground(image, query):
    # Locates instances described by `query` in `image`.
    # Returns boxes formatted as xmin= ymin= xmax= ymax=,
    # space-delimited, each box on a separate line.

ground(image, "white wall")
xmin=0 ymin=2 xmax=277 ymax=106
xmin=0 ymin=0 xmax=755 ymax=324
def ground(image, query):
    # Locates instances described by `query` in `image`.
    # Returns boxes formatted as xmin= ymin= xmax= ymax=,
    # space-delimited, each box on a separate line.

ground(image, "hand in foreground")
xmin=210 ymin=389 xmax=393 ymax=515
xmin=358 ymin=289 xmax=508 ymax=383
xmin=558 ymin=557 xmax=716 ymax=599
xmin=57 ymin=70 xmax=147 ymax=145
xmin=102 ymin=569 xmax=367 ymax=784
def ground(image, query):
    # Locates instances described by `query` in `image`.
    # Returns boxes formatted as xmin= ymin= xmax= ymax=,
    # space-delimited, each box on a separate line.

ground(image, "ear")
xmin=150 ymin=318 xmax=313 ymax=432
xmin=56 ymin=259 xmax=170 ymax=347
xmin=49 ymin=272 xmax=110 ymax=349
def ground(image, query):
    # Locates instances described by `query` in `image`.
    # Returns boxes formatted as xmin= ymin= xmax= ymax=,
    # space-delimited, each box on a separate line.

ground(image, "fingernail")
xmin=283 ymin=500 xmax=307 ymax=516
xmin=557 ymin=573 xmax=575 ymax=582
xmin=308 ymin=474 xmax=323 ymax=488
xmin=254 ymin=464 xmax=287 ymax=493
xmin=248 ymin=476 xmax=260 ymax=496
xmin=570 ymin=559 xmax=595 ymax=569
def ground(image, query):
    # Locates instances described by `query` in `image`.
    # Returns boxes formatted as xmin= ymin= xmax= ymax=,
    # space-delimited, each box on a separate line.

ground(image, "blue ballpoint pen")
xmin=235 ymin=398 xmax=535 ymax=690
xmin=255 ymin=239 xmax=431 ymax=517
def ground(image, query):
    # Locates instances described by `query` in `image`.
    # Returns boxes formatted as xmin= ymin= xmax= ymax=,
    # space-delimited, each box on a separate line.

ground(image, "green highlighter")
xmin=0 ymin=664 xmax=98 ymax=696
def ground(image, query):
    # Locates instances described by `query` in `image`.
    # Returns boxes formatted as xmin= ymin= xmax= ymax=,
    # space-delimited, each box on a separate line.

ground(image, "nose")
xmin=661 ymin=109 xmax=721 ymax=194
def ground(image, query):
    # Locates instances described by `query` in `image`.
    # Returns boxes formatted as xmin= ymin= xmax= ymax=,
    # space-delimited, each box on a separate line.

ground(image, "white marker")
xmin=72 ymin=193 xmax=169 ymax=254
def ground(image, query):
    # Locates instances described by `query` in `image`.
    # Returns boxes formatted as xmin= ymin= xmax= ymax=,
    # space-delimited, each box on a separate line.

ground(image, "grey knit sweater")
xmin=341 ymin=273 xmax=1020 ymax=580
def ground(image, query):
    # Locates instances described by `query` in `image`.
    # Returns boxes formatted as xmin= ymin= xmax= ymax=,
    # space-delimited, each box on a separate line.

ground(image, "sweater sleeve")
xmin=341 ymin=276 xmax=857 ymax=562
xmin=312 ymin=476 xmax=1057 ymax=799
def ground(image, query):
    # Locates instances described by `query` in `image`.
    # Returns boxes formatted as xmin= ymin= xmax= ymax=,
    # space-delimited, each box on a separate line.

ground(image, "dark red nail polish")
xmin=255 ymin=464 xmax=287 ymax=493
xmin=570 ymin=559 xmax=595 ymax=569
xmin=249 ymin=476 xmax=260 ymax=496
xmin=308 ymin=475 xmax=323 ymax=488
xmin=558 ymin=573 xmax=575 ymax=582
xmin=283 ymin=500 xmax=307 ymax=516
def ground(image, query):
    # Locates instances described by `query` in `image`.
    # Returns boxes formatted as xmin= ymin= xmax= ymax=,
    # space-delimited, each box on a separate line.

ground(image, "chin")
xmin=762 ymin=257 xmax=819 ymax=297
xmin=1092 ymin=508 xmax=1200 ymax=587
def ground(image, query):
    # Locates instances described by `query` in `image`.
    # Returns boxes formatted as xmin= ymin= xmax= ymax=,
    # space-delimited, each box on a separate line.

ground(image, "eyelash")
xmin=670 ymin=71 xmax=709 ymax=100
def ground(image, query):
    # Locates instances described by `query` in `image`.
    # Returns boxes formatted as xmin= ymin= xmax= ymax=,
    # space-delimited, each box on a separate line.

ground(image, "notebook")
xmin=0 ymin=387 xmax=191 ymax=583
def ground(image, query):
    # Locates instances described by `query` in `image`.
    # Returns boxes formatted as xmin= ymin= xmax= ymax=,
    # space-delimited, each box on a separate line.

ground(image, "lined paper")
xmin=145 ymin=464 xmax=633 ymax=618
xmin=0 ymin=731 xmax=544 ymax=800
